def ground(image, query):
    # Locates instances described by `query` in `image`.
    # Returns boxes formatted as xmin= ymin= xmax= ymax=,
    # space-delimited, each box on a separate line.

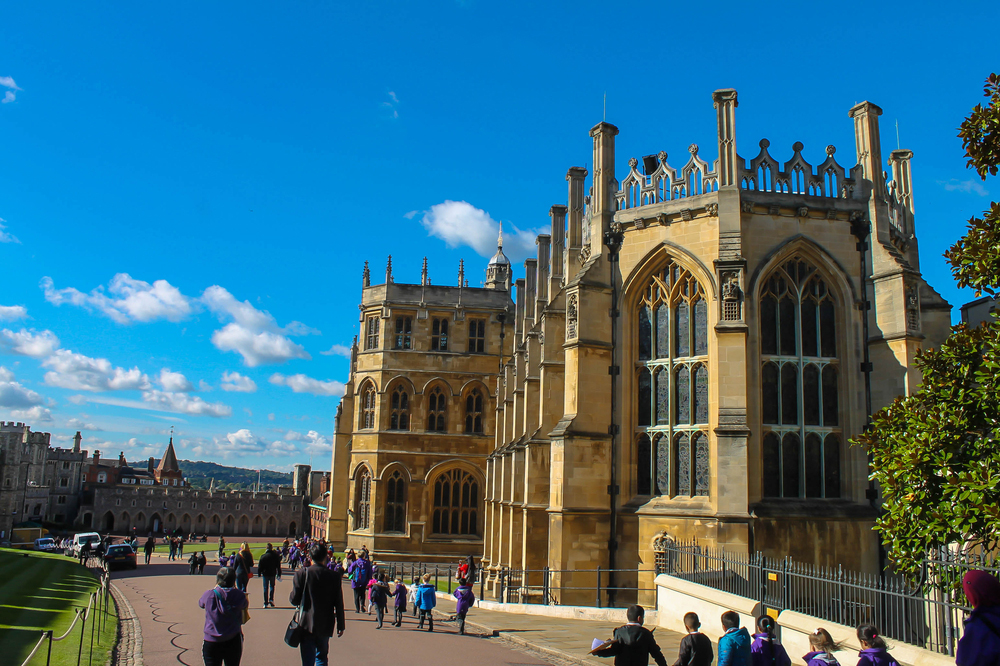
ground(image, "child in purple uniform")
xmin=392 ymin=578 xmax=407 ymax=627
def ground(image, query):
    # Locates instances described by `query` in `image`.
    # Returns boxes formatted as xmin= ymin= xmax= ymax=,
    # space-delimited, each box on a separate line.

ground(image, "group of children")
xmin=359 ymin=571 xmax=476 ymax=634
xmin=597 ymin=605 xmax=899 ymax=666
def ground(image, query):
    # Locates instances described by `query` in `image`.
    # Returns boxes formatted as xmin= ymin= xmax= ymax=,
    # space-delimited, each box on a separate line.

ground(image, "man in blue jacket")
xmin=718 ymin=611 xmax=752 ymax=666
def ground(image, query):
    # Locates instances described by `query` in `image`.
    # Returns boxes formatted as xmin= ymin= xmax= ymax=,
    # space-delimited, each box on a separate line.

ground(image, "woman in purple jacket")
xmin=198 ymin=567 xmax=248 ymax=666
xmin=958 ymin=570 xmax=1000 ymax=666
xmin=453 ymin=577 xmax=476 ymax=636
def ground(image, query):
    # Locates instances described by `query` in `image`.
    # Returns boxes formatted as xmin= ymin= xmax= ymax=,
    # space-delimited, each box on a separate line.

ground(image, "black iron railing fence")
xmin=657 ymin=539 xmax=1000 ymax=657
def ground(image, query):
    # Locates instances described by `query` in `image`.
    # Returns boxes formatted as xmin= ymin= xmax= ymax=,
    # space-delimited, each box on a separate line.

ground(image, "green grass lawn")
xmin=0 ymin=548 xmax=117 ymax=666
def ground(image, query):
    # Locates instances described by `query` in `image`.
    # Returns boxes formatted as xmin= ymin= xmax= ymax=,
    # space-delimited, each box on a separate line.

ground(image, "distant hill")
xmin=137 ymin=458 xmax=294 ymax=492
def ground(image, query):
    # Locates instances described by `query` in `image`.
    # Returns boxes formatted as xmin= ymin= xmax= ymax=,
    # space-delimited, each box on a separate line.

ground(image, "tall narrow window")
xmin=760 ymin=258 xmax=841 ymax=498
xmin=464 ymin=388 xmax=484 ymax=434
xmin=394 ymin=316 xmax=412 ymax=350
xmin=432 ymin=469 xmax=478 ymax=536
xmin=384 ymin=470 xmax=406 ymax=532
xmin=389 ymin=385 xmax=410 ymax=430
xmin=365 ymin=316 xmax=380 ymax=350
xmin=359 ymin=384 xmax=376 ymax=429
xmin=636 ymin=434 xmax=652 ymax=495
xmin=354 ymin=467 xmax=371 ymax=530
xmin=432 ymin=318 xmax=449 ymax=351
xmin=468 ymin=320 xmax=485 ymax=353
xmin=634 ymin=259 xmax=710 ymax=498
xmin=427 ymin=386 xmax=447 ymax=432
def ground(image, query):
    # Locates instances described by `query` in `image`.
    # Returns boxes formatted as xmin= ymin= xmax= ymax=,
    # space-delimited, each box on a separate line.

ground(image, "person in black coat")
xmin=290 ymin=543 xmax=346 ymax=666
xmin=674 ymin=612 xmax=714 ymax=666
xmin=257 ymin=543 xmax=282 ymax=608
xmin=597 ymin=604 xmax=668 ymax=666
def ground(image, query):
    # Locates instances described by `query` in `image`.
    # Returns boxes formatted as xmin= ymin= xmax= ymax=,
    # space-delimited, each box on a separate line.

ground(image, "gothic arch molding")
xmin=748 ymin=235 xmax=858 ymax=306
xmin=622 ymin=242 xmax=719 ymax=307
xmin=422 ymin=459 xmax=485 ymax=486
xmin=375 ymin=461 xmax=413 ymax=482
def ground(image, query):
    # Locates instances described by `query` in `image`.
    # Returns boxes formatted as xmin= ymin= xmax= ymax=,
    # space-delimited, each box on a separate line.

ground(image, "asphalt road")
xmin=111 ymin=559 xmax=555 ymax=666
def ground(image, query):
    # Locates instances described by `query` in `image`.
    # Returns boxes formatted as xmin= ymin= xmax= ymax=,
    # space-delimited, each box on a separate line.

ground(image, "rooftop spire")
xmin=458 ymin=259 xmax=465 ymax=287
xmin=156 ymin=437 xmax=180 ymax=473
xmin=498 ymin=221 xmax=504 ymax=250
xmin=421 ymin=256 xmax=429 ymax=285
xmin=386 ymin=255 xmax=393 ymax=283
xmin=362 ymin=260 xmax=370 ymax=287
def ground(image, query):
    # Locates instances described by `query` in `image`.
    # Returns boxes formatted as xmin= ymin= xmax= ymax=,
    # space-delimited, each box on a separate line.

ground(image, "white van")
xmin=68 ymin=532 xmax=101 ymax=557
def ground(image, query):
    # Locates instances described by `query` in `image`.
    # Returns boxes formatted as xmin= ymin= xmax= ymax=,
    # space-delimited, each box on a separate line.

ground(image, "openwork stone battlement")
xmin=616 ymin=145 xmax=719 ymax=210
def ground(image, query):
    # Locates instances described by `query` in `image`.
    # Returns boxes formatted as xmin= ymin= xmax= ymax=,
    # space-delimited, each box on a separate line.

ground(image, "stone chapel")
xmin=327 ymin=89 xmax=951 ymax=600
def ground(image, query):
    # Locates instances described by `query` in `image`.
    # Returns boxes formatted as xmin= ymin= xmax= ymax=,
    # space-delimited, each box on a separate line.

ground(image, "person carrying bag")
xmin=288 ymin=543 xmax=345 ymax=666
xmin=198 ymin=567 xmax=249 ymax=666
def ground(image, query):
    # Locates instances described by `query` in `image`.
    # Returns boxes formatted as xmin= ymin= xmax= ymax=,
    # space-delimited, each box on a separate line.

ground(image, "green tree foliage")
xmin=855 ymin=74 xmax=1000 ymax=586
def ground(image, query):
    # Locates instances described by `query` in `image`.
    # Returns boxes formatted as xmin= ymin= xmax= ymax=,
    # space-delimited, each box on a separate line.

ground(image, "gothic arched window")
xmin=427 ymin=386 xmax=447 ymax=432
xmin=389 ymin=385 xmax=410 ymax=430
xmin=464 ymin=388 xmax=484 ymax=434
xmin=760 ymin=257 xmax=841 ymax=498
xmin=354 ymin=467 xmax=371 ymax=531
xmin=431 ymin=468 xmax=478 ymax=536
xmin=359 ymin=383 xmax=376 ymax=430
xmin=634 ymin=260 xmax=710 ymax=498
xmin=384 ymin=470 xmax=406 ymax=533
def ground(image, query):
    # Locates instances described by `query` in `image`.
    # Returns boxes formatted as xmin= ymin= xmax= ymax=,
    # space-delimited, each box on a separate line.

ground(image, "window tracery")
xmin=427 ymin=386 xmax=447 ymax=432
xmin=464 ymin=388 xmax=484 ymax=434
xmin=359 ymin=384 xmax=376 ymax=430
xmin=354 ymin=467 xmax=371 ymax=531
xmin=384 ymin=470 xmax=406 ymax=533
xmin=389 ymin=385 xmax=410 ymax=430
xmin=431 ymin=468 xmax=478 ymax=536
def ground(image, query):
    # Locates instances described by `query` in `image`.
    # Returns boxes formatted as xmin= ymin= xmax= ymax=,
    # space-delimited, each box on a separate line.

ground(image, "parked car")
xmin=66 ymin=532 xmax=101 ymax=558
xmin=103 ymin=544 xmax=137 ymax=570
xmin=34 ymin=537 xmax=58 ymax=552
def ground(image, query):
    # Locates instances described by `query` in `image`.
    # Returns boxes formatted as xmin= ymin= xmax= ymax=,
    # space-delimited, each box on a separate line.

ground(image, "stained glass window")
xmin=760 ymin=256 xmax=841 ymax=499
xmin=636 ymin=434 xmax=652 ymax=495
xmin=635 ymin=259 xmax=709 ymax=498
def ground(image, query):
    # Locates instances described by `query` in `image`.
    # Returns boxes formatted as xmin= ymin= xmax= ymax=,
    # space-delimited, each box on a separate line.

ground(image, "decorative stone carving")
xmin=906 ymin=282 xmax=920 ymax=331
xmin=656 ymin=212 xmax=669 ymax=226
xmin=680 ymin=209 xmax=693 ymax=221
xmin=768 ymin=205 xmax=781 ymax=216
xmin=797 ymin=206 xmax=810 ymax=218
xmin=826 ymin=209 xmax=838 ymax=220
xmin=706 ymin=203 xmax=719 ymax=217
xmin=566 ymin=293 xmax=579 ymax=340
xmin=722 ymin=271 xmax=743 ymax=321
xmin=610 ymin=221 xmax=623 ymax=234
xmin=741 ymin=201 xmax=754 ymax=213
xmin=652 ymin=530 xmax=674 ymax=552
xmin=634 ymin=218 xmax=645 ymax=230
xmin=580 ymin=245 xmax=591 ymax=262
xmin=850 ymin=210 xmax=865 ymax=223
xmin=628 ymin=157 xmax=638 ymax=169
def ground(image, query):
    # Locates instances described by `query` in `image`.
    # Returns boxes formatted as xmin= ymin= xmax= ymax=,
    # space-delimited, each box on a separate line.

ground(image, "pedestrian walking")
xmin=803 ymin=628 xmax=841 ymax=666
xmin=718 ymin=611 xmax=752 ymax=666
xmin=593 ymin=604 xmax=667 ymax=666
xmin=347 ymin=556 xmax=371 ymax=613
xmin=453 ymin=577 xmax=475 ymax=635
xmin=673 ymin=612 xmax=713 ymax=666
xmin=144 ymin=536 xmax=156 ymax=565
xmin=856 ymin=624 xmax=899 ymax=666
xmin=392 ymin=578 xmax=407 ymax=627
xmin=79 ymin=540 xmax=92 ymax=566
xmin=370 ymin=573 xmax=389 ymax=629
xmin=218 ymin=536 xmax=226 ymax=560
xmin=169 ymin=537 xmax=177 ymax=561
xmin=189 ymin=551 xmax=199 ymax=575
xmin=752 ymin=615 xmax=791 ymax=666
xmin=234 ymin=543 xmax=254 ymax=593
xmin=289 ymin=543 xmax=346 ymax=666
xmin=958 ymin=570 xmax=1000 ymax=666
xmin=258 ymin=543 xmax=282 ymax=608
xmin=197 ymin=551 xmax=207 ymax=574
xmin=198 ymin=566 xmax=247 ymax=666
xmin=415 ymin=573 xmax=437 ymax=631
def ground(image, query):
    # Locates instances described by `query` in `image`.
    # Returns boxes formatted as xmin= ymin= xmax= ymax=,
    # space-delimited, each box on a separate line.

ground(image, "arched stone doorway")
xmin=135 ymin=512 xmax=146 ymax=534
xmin=289 ymin=521 xmax=296 ymax=537
xmin=196 ymin=514 xmax=206 ymax=534
xmin=82 ymin=513 xmax=93 ymax=529
xmin=151 ymin=513 xmax=162 ymax=534
xmin=211 ymin=515 xmax=221 ymax=535
xmin=224 ymin=515 xmax=234 ymax=535
xmin=237 ymin=515 xmax=249 ymax=534
xmin=266 ymin=516 xmax=277 ymax=536
xmin=102 ymin=511 xmax=115 ymax=532
xmin=252 ymin=516 xmax=262 ymax=535
xmin=120 ymin=512 xmax=130 ymax=532
xmin=181 ymin=514 xmax=192 ymax=534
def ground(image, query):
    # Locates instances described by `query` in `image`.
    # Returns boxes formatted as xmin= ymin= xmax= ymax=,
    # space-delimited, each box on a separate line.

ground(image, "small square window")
xmin=394 ymin=316 xmax=412 ymax=349
xmin=468 ymin=319 xmax=486 ymax=353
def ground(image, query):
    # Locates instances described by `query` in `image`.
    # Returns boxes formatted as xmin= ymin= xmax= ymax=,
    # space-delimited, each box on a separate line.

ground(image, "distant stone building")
xmin=77 ymin=438 xmax=312 ymax=537
xmin=309 ymin=492 xmax=330 ymax=541
xmin=327 ymin=252 xmax=513 ymax=559
xmin=0 ymin=423 xmax=87 ymax=537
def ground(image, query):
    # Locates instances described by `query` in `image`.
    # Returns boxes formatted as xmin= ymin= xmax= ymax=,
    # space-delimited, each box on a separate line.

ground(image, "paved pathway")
xmin=109 ymin=558 xmax=560 ymax=666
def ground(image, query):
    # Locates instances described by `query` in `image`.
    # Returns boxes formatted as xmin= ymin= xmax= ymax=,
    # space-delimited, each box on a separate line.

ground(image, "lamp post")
xmin=603 ymin=224 xmax=624 ymax=607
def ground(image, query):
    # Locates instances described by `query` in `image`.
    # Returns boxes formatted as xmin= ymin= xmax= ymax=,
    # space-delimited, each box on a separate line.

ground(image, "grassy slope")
xmin=0 ymin=549 xmax=118 ymax=666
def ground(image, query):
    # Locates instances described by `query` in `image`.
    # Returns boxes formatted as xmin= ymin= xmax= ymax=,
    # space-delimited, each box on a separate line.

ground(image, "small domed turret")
xmin=485 ymin=223 xmax=511 ymax=290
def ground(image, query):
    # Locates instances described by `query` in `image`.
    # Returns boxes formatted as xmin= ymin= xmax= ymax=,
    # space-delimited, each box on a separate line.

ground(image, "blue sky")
xmin=1 ymin=2 xmax=996 ymax=471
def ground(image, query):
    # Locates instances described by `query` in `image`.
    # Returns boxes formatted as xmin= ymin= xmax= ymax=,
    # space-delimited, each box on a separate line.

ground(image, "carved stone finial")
xmin=362 ymin=260 xmax=370 ymax=287
xmin=657 ymin=150 xmax=667 ymax=163
xmin=688 ymin=143 xmax=699 ymax=155
xmin=826 ymin=145 xmax=836 ymax=156
xmin=498 ymin=221 xmax=504 ymax=250
xmin=421 ymin=256 xmax=429 ymax=286
xmin=628 ymin=157 xmax=638 ymax=169
xmin=792 ymin=141 xmax=804 ymax=153
xmin=386 ymin=255 xmax=393 ymax=283
xmin=759 ymin=138 xmax=770 ymax=149
xmin=458 ymin=259 xmax=465 ymax=287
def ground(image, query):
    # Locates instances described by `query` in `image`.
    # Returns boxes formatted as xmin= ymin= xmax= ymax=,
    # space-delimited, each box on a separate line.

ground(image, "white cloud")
xmin=0 ymin=305 xmax=27 ymax=321
xmin=0 ymin=365 xmax=52 ymax=422
xmin=382 ymin=91 xmax=399 ymax=119
xmin=199 ymin=380 xmax=212 ymax=391
xmin=269 ymin=372 xmax=345 ymax=397
xmin=0 ymin=77 xmax=19 ymax=104
xmin=158 ymin=368 xmax=194 ymax=392
xmin=66 ymin=418 xmax=102 ymax=431
xmin=42 ymin=349 xmax=151 ymax=392
xmin=267 ymin=413 xmax=275 ymax=421
xmin=84 ymin=435 xmax=159 ymax=459
xmin=1 ymin=328 xmax=61 ymax=358
xmin=41 ymin=274 xmax=195 ymax=324
xmin=7 ymin=405 xmax=53 ymax=422
xmin=403 ymin=210 xmax=418 ymax=220
xmin=202 ymin=429 xmax=299 ymax=459
xmin=201 ymin=286 xmax=312 ymax=367
xmin=220 ymin=371 xmax=257 ymax=393
xmin=320 ymin=344 xmax=352 ymax=358
xmin=140 ymin=390 xmax=232 ymax=418
xmin=0 ymin=366 xmax=13 ymax=382
xmin=939 ymin=178 xmax=990 ymax=196
xmin=419 ymin=200 xmax=543 ymax=261
xmin=211 ymin=323 xmax=310 ymax=367
xmin=283 ymin=429 xmax=331 ymax=454
xmin=0 ymin=219 xmax=21 ymax=244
